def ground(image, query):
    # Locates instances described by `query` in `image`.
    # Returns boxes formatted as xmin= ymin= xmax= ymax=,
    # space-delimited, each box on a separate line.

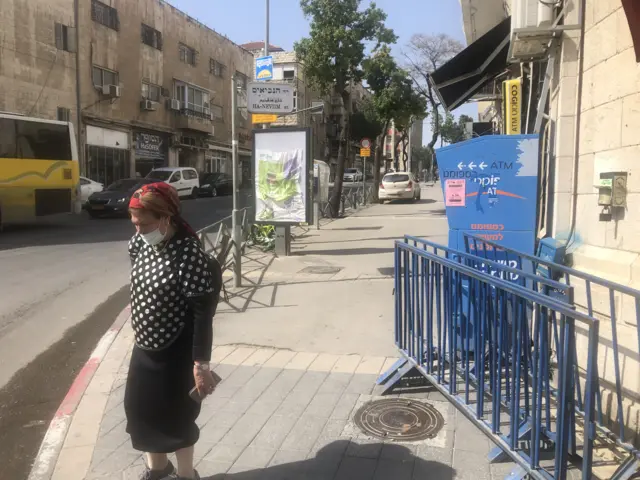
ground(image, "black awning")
xmin=430 ymin=17 xmax=511 ymax=111
xmin=622 ymin=0 xmax=640 ymax=62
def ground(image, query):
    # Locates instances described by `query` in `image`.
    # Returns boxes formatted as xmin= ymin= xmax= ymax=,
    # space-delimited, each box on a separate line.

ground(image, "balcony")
xmin=176 ymin=108 xmax=213 ymax=134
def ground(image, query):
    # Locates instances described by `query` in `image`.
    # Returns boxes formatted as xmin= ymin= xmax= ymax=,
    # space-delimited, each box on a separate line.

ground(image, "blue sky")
xmin=167 ymin=0 xmax=477 ymax=145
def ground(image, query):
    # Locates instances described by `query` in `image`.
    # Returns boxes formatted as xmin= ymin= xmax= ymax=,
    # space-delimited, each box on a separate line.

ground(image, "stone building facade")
xmin=0 ymin=0 xmax=254 ymax=186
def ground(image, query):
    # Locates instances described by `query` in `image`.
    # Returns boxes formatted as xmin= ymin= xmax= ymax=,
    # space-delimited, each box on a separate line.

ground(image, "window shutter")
xmin=66 ymin=26 xmax=77 ymax=53
xmin=157 ymin=32 xmax=163 ymax=51
xmin=55 ymin=23 xmax=64 ymax=50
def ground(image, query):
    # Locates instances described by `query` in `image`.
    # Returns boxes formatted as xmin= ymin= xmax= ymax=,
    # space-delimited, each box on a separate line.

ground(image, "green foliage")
xmin=249 ymin=225 xmax=275 ymax=251
xmin=411 ymin=146 xmax=433 ymax=172
xmin=295 ymin=0 xmax=397 ymax=96
xmin=349 ymin=100 xmax=384 ymax=141
xmin=438 ymin=113 xmax=474 ymax=145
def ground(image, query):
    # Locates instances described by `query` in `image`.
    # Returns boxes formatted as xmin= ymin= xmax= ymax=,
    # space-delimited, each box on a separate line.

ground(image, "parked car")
xmin=79 ymin=176 xmax=103 ymax=205
xmin=343 ymin=168 xmax=363 ymax=183
xmin=199 ymin=172 xmax=233 ymax=197
xmin=86 ymin=178 xmax=160 ymax=218
xmin=378 ymin=172 xmax=421 ymax=203
xmin=147 ymin=167 xmax=200 ymax=198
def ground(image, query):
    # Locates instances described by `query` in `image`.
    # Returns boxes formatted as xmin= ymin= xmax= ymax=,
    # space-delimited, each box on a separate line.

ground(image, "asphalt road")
xmin=0 ymin=193 xmax=241 ymax=479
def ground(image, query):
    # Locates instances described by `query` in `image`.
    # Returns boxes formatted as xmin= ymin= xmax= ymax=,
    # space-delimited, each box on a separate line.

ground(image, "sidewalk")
xmin=37 ymin=185 xmax=520 ymax=480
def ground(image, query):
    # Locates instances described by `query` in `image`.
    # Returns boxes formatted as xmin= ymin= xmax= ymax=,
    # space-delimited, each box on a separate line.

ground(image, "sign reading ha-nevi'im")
xmin=247 ymin=82 xmax=295 ymax=114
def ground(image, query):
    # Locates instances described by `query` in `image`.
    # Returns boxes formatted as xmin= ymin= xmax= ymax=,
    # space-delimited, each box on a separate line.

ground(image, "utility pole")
xmin=231 ymin=74 xmax=242 ymax=287
xmin=74 ymin=0 xmax=83 ymax=175
xmin=262 ymin=0 xmax=270 ymax=130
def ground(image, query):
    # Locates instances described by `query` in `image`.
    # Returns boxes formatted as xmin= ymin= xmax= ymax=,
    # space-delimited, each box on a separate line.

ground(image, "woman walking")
xmin=124 ymin=182 xmax=219 ymax=480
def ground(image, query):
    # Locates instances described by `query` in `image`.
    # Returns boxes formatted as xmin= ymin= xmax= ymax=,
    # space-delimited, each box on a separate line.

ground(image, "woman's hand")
xmin=193 ymin=364 xmax=221 ymax=400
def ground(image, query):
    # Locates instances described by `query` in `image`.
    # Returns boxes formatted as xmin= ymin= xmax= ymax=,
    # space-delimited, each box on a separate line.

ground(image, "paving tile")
xmin=219 ymin=399 xmax=253 ymax=415
xmin=379 ymin=443 xmax=418 ymax=461
xmin=355 ymin=356 xmax=386 ymax=375
xmin=330 ymin=392 xmax=361 ymax=420
xmin=304 ymin=451 xmax=344 ymax=480
xmin=219 ymin=413 xmax=271 ymax=448
xmin=413 ymin=457 xmax=455 ymax=480
xmin=332 ymin=355 xmax=362 ymax=374
xmin=309 ymin=435 xmax=350 ymax=457
xmin=223 ymin=347 xmax=257 ymax=365
xmin=250 ymin=415 xmax=298 ymax=450
xmin=304 ymin=392 xmax=343 ymax=417
xmin=200 ymin=410 xmax=244 ymax=444
xmin=202 ymin=443 xmax=245 ymax=464
xmin=334 ymin=456 xmax=377 ymax=480
xmin=284 ymin=351 xmax=318 ymax=370
xmin=245 ymin=398 xmax=281 ymax=418
xmin=280 ymin=415 xmax=328 ymax=453
xmin=452 ymin=450 xmax=492 ymax=480
xmin=346 ymin=438 xmax=384 ymax=459
xmin=233 ymin=446 xmax=277 ymax=468
xmin=308 ymin=353 xmax=340 ymax=372
xmin=454 ymin=430 xmax=492 ymax=454
xmin=213 ymin=366 xmax=259 ymax=398
xmin=194 ymin=441 xmax=216 ymax=461
xmin=415 ymin=445 xmax=453 ymax=464
xmin=224 ymin=463 xmax=265 ymax=478
xmin=344 ymin=374 xmax=377 ymax=395
xmin=211 ymin=345 xmax=237 ymax=363
xmin=241 ymin=348 xmax=277 ymax=367
xmin=269 ymin=449 xmax=309 ymax=467
xmin=194 ymin=459 xmax=231 ymax=477
xmin=263 ymin=350 xmax=297 ymax=368
xmin=373 ymin=459 xmax=415 ymax=480
xmin=317 ymin=372 xmax=353 ymax=394
xmin=233 ymin=367 xmax=283 ymax=402
xmin=489 ymin=460 xmax=520 ymax=480
xmin=258 ymin=369 xmax=305 ymax=403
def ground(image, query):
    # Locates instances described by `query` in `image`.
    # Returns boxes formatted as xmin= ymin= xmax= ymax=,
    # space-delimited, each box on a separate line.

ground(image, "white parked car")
xmin=378 ymin=172 xmax=421 ymax=203
xmin=343 ymin=168 xmax=363 ymax=183
xmin=79 ymin=176 xmax=104 ymax=204
xmin=147 ymin=167 xmax=200 ymax=198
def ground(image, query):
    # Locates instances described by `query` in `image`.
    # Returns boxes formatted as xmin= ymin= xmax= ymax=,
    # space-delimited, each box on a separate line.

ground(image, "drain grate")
xmin=353 ymin=399 xmax=444 ymax=442
xmin=299 ymin=266 xmax=343 ymax=275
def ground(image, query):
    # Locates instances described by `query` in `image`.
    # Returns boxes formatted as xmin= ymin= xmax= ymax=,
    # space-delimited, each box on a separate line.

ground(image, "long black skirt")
xmin=124 ymin=325 xmax=201 ymax=453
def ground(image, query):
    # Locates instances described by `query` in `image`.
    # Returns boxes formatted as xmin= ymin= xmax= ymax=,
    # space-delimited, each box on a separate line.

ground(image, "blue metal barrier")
xmin=383 ymin=241 xmax=601 ymax=480
xmin=463 ymin=233 xmax=640 ymax=479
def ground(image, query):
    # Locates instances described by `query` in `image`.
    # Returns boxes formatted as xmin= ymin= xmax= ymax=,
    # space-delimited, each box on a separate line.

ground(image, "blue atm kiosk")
xmin=435 ymin=134 xmax=540 ymax=351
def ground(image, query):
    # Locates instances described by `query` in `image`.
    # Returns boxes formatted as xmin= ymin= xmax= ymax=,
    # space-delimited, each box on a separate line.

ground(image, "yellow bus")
xmin=0 ymin=112 xmax=80 ymax=228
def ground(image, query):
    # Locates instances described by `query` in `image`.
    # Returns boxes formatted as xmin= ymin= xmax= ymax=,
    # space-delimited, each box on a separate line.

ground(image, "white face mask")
xmin=140 ymin=220 xmax=168 ymax=246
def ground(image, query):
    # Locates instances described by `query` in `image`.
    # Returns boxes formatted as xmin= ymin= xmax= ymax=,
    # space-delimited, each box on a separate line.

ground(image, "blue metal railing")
xmin=463 ymin=234 xmax=640 ymax=457
xmin=393 ymin=241 xmax=601 ymax=479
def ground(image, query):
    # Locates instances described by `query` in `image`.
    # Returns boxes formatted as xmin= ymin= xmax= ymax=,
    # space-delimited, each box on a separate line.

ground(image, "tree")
xmin=363 ymin=46 xmax=426 ymax=197
xmin=439 ymin=113 xmax=474 ymax=145
xmin=412 ymin=146 xmax=433 ymax=179
xmin=295 ymin=0 xmax=396 ymax=216
xmin=404 ymin=34 xmax=463 ymax=174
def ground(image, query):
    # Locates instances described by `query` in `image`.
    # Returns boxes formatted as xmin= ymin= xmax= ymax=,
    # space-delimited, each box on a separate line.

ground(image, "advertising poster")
xmin=253 ymin=128 xmax=310 ymax=224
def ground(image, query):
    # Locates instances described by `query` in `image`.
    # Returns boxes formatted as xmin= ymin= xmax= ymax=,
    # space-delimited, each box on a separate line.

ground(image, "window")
xmin=54 ymin=23 xmax=75 ymax=52
xmin=283 ymin=68 xmax=295 ymax=80
xmin=169 ymin=171 xmax=181 ymax=183
xmin=293 ymin=91 xmax=297 ymax=110
xmin=175 ymin=83 xmax=210 ymax=116
xmin=179 ymin=43 xmax=196 ymax=66
xmin=91 ymin=0 xmax=119 ymax=31
xmin=209 ymin=59 xmax=225 ymax=77
xmin=92 ymin=66 xmax=118 ymax=88
xmin=141 ymin=24 xmax=162 ymax=50
xmin=235 ymin=72 xmax=247 ymax=90
xmin=211 ymin=105 xmax=223 ymax=120
xmin=183 ymin=169 xmax=198 ymax=180
xmin=0 ymin=118 xmax=72 ymax=160
xmin=141 ymin=82 xmax=161 ymax=102
xmin=57 ymin=107 xmax=71 ymax=122
xmin=80 ymin=178 xmax=90 ymax=186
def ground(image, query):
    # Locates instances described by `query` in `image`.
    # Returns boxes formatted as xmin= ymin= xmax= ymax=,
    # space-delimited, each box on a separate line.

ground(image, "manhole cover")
xmin=299 ymin=266 xmax=343 ymax=275
xmin=353 ymin=399 xmax=444 ymax=442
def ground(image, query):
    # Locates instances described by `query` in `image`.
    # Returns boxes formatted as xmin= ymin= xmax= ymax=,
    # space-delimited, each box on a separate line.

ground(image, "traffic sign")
xmin=252 ymin=114 xmax=278 ymax=124
xmin=360 ymin=147 xmax=371 ymax=157
xmin=248 ymin=83 xmax=295 ymax=114
xmin=360 ymin=138 xmax=371 ymax=149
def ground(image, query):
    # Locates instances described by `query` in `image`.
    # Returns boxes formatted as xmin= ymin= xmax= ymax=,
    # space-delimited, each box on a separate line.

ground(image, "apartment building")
xmin=431 ymin=0 xmax=640 ymax=450
xmin=0 ymin=0 xmax=254 ymax=186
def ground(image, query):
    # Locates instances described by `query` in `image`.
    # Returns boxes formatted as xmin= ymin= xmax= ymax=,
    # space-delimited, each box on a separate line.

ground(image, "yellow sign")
xmin=252 ymin=114 xmax=278 ymax=124
xmin=360 ymin=147 xmax=371 ymax=157
xmin=502 ymin=78 xmax=521 ymax=135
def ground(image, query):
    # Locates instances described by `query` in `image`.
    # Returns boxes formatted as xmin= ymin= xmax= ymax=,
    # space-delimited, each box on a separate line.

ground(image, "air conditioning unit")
xmin=169 ymin=98 xmax=181 ymax=111
xmin=140 ymin=99 xmax=157 ymax=111
xmin=102 ymin=84 xmax=121 ymax=98
xmin=509 ymin=0 xmax=556 ymax=62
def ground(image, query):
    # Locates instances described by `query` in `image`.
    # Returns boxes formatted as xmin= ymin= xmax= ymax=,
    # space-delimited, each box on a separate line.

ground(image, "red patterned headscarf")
xmin=129 ymin=182 xmax=197 ymax=237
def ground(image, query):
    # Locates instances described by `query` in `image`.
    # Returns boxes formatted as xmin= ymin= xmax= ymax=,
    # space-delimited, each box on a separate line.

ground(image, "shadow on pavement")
xmin=201 ymin=440 xmax=456 ymax=479
xmin=293 ymin=247 xmax=395 ymax=257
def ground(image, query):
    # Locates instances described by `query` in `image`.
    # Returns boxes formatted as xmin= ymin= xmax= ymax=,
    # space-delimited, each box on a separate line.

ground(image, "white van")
xmin=147 ymin=167 xmax=200 ymax=198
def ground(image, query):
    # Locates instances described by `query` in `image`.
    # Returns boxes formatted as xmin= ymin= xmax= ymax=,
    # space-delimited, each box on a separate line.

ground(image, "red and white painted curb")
xmin=28 ymin=305 xmax=131 ymax=480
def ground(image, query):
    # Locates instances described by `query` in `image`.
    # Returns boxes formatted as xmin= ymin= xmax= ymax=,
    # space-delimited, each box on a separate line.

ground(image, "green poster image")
xmin=255 ymin=148 xmax=305 ymax=222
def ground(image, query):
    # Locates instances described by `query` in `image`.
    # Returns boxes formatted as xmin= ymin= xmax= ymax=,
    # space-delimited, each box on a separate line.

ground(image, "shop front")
xmin=85 ymin=125 xmax=131 ymax=188
xmin=134 ymin=131 xmax=168 ymax=178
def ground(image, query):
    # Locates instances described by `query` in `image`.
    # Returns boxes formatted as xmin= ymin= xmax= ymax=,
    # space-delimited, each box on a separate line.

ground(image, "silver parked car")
xmin=343 ymin=168 xmax=363 ymax=183
xmin=378 ymin=172 xmax=421 ymax=203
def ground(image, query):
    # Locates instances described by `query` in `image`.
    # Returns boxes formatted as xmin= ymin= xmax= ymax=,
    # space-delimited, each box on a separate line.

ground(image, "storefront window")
xmin=204 ymin=150 xmax=229 ymax=173
xmin=85 ymin=145 xmax=130 ymax=187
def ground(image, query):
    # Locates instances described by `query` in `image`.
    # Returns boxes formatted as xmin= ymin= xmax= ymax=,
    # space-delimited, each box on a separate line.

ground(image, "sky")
xmin=167 ymin=0 xmax=477 ymax=145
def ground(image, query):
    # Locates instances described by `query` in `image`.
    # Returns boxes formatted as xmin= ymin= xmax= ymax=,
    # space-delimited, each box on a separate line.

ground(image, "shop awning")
xmin=622 ymin=0 xmax=640 ymax=62
xmin=429 ymin=17 xmax=511 ymax=111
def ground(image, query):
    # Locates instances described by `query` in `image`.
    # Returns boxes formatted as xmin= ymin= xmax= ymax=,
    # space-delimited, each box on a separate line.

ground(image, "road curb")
xmin=27 ymin=304 xmax=131 ymax=480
